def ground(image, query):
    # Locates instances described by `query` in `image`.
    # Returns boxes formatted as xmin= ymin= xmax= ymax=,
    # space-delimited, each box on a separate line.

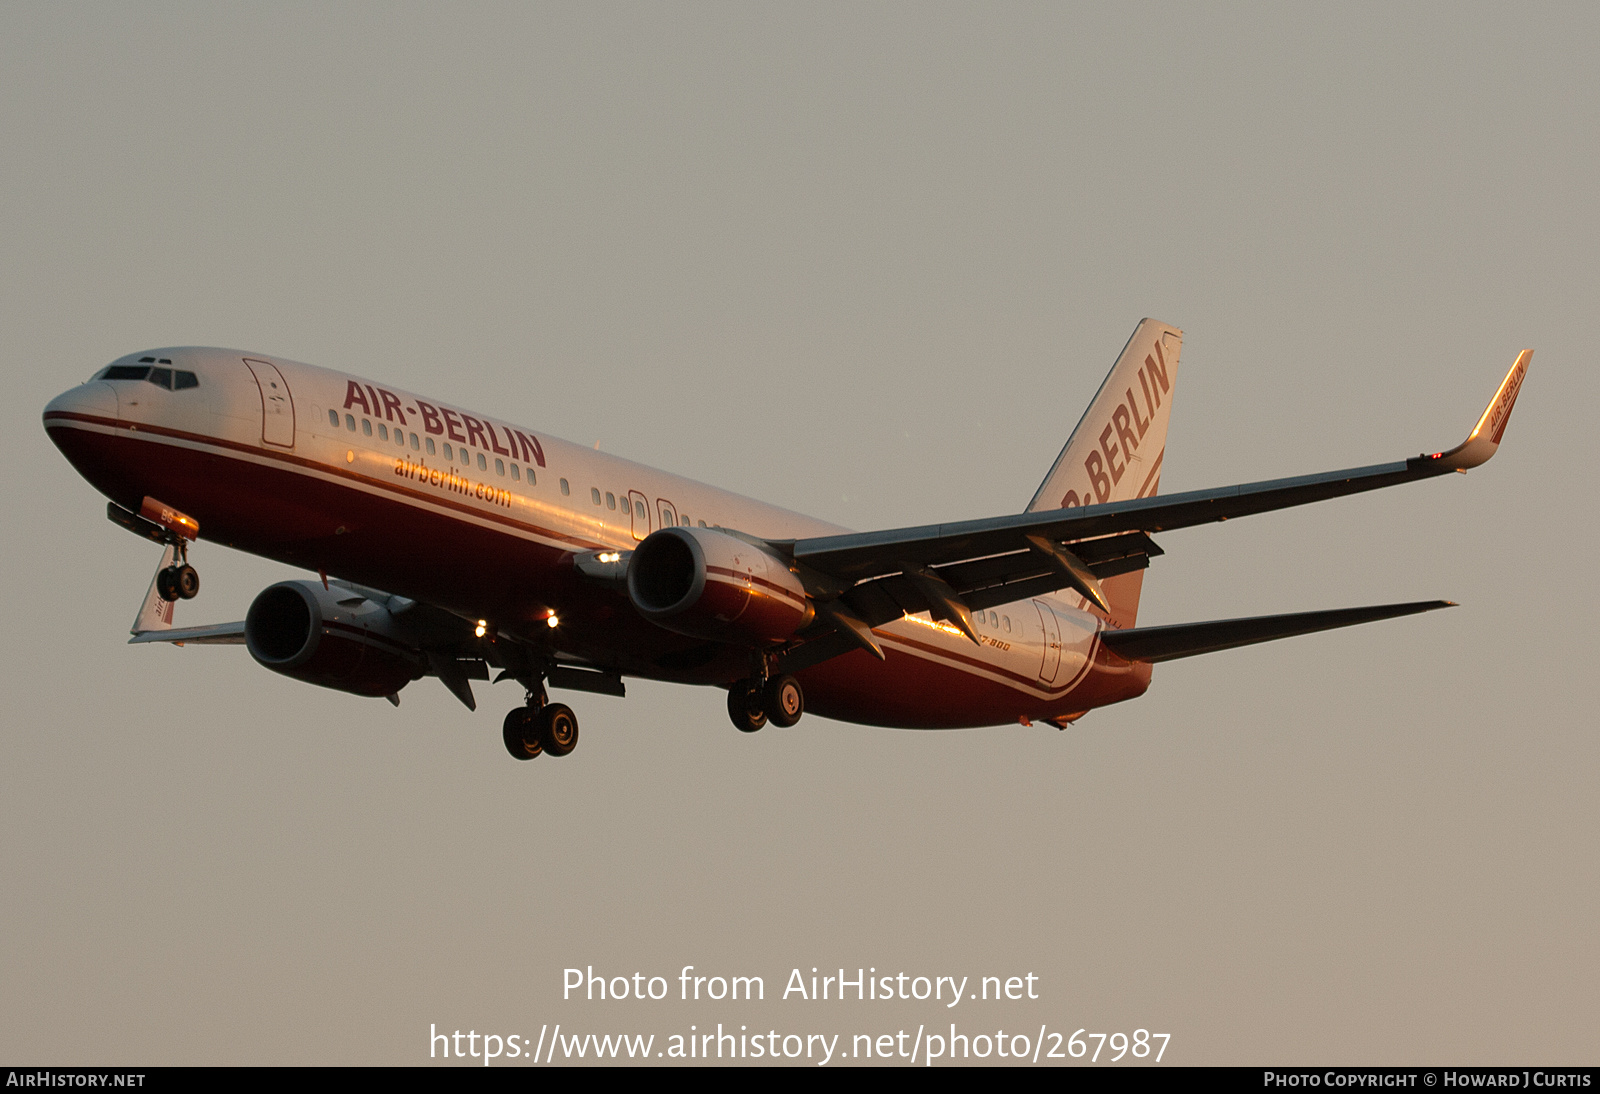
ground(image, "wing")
xmin=778 ymin=350 xmax=1530 ymax=600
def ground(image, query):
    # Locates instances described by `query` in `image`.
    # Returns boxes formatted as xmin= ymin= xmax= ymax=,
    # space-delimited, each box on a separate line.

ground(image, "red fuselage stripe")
xmin=44 ymin=411 xmax=603 ymax=551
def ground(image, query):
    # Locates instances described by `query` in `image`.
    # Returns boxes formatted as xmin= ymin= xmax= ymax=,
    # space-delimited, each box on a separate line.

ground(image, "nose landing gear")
xmin=107 ymin=500 xmax=202 ymax=603
xmin=155 ymin=558 xmax=200 ymax=602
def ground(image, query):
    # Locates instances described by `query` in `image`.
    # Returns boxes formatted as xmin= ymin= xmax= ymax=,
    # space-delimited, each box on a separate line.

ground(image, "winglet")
xmin=1425 ymin=350 xmax=1531 ymax=472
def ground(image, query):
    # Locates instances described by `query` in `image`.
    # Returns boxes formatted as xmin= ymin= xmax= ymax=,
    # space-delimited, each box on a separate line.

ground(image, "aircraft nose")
xmin=43 ymin=381 xmax=117 ymax=424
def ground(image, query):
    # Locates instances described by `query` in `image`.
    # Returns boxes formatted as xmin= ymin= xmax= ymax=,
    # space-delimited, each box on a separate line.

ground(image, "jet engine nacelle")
xmin=245 ymin=581 xmax=424 ymax=698
xmin=627 ymin=526 xmax=813 ymax=644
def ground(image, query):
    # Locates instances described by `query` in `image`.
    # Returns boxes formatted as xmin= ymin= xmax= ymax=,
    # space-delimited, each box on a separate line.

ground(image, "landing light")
xmin=474 ymin=620 xmax=487 ymax=638
xmin=546 ymin=614 xmax=560 ymax=629
xmin=597 ymin=552 xmax=621 ymax=564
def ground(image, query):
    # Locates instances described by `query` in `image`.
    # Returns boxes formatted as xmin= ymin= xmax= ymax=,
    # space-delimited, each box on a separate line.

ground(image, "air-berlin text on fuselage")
xmin=1058 ymin=342 xmax=1171 ymax=508
xmin=341 ymin=381 xmax=546 ymax=468
xmin=393 ymin=455 xmax=513 ymax=508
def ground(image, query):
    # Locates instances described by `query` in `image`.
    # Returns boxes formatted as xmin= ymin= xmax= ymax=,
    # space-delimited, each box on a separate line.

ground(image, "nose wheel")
xmin=156 ymin=563 xmax=200 ymax=602
xmin=108 ymin=500 xmax=202 ymax=604
xmin=153 ymin=536 xmax=199 ymax=603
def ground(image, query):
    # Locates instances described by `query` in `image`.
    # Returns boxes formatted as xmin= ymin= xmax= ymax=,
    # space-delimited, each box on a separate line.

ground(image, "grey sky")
xmin=3 ymin=3 xmax=1595 ymax=1064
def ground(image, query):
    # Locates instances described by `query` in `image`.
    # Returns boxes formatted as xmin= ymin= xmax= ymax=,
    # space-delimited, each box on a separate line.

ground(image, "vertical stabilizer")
xmin=1026 ymin=319 xmax=1183 ymax=629
xmin=1026 ymin=318 xmax=1182 ymax=513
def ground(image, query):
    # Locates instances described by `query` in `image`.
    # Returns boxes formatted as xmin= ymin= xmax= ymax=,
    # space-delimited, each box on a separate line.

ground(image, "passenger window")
xmin=378 ymin=424 xmax=388 ymax=440
xmin=362 ymin=419 xmax=372 ymax=436
xmin=698 ymin=520 xmax=707 ymax=527
xmin=496 ymin=459 xmax=505 ymax=476
xmin=443 ymin=443 xmax=453 ymax=460
xmin=527 ymin=469 xmax=536 ymax=485
xmin=148 ymin=367 xmax=172 ymax=388
xmin=345 ymin=414 xmax=356 ymax=431
xmin=328 ymin=409 xmax=339 ymax=428
xmin=1002 ymin=616 xmax=1011 ymax=633
xmin=511 ymin=465 xmax=520 ymax=481
xmin=605 ymin=492 xmax=616 ymax=510
xmin=635 ymin=500 xmax=646 ymax=520
xmin=395 ymin=430 xmax=405 ymax=447
xmin=591 ymin=487 xmax=601 ymax=505
xmin=560 ymin=478 xmax=571 ymax=496
xmin=174 ymin=371 xmax=199 ymax=390
xmin=477 ymin=453 xmax=486 ymax=471
xmin=425 ymin=438 xmax=435 ymax=454
xmin=682 ymin=515 xmax=692 ymax=527
xmin=659 ymin=502 xmax=676 ymax=527
xmin=411 ymin=433 xmax=420 ymax=450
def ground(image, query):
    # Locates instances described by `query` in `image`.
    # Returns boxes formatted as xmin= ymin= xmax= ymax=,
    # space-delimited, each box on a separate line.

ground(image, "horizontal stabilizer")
xmin=130 ymin=621 xmax=246 ymax=645
xmin=1099 ymin=600 xmax=1455 ymax=663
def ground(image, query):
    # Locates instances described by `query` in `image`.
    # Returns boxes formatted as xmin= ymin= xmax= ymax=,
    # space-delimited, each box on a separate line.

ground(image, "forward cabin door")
xmin=1033 ymin=599 xmax=1063 ymax=684
xmin=242 ymin=358 xmax=296 ymax=448
xmin=628 ymin=490 xmax=651 ymax=540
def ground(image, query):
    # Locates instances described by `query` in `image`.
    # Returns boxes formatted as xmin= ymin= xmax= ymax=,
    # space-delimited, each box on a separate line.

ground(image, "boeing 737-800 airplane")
xmin=43 ymin=321 xmax=1529 ymax=761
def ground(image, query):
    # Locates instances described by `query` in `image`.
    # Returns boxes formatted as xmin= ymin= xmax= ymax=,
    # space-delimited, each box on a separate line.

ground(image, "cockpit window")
xmin=98 ymin=365 xmax=200 ymax=390
xmin=102 ymin=365 xmax=151 ymax=381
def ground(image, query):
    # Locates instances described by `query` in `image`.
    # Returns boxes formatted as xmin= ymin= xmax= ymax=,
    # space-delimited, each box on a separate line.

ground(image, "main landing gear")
xmin=502 ymin=688 xmax=580 ymax=761
xmin=727 ymin=673 xmax=804 ymax=733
